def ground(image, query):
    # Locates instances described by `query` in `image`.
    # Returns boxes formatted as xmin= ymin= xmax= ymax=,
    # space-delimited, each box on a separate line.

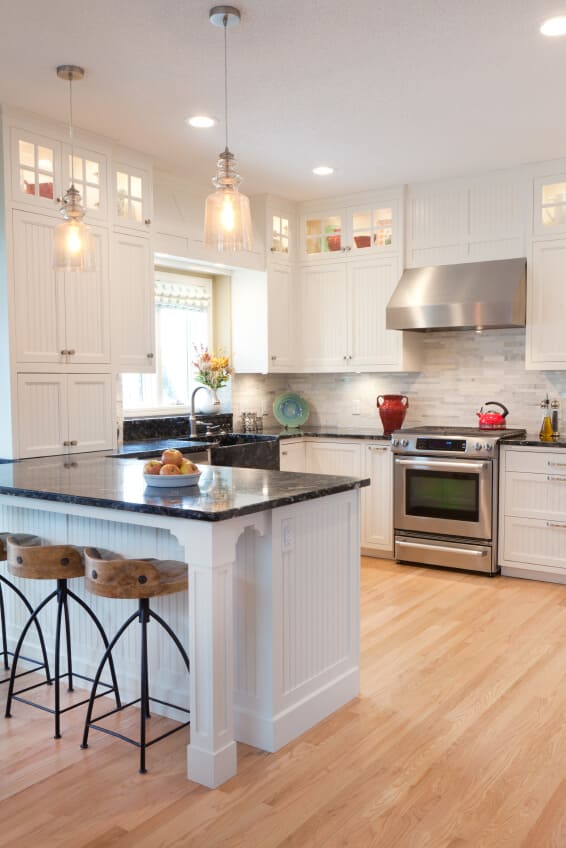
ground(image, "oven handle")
xmin=396 ymin=540 xmax=488 ymax=557
xmin=394 ymin=458 xmax=488 ymax=471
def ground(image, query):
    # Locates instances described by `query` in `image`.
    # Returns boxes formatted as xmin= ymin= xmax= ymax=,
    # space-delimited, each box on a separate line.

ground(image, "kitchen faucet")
xmin=189 ymin=385 xmax=212 ymax=437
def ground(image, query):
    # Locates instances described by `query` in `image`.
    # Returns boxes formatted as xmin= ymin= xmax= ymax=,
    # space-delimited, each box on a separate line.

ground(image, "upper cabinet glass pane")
xmin=18 ymin=140 xmax=34 ymax=168
xmin=271 ymin=215 xmax=289 ymax=253
xmin=305 ymin=215 xmax=342 ymax=254
xmin=16 ymin=135 xmax=56 ymax=202
xmin=542 ymin=182 xmax=566 ymax=206
xmin=37 ymin=146 xmax=54 ymax=173
xmin=130 ymin=175 xmax=143 ymax=199
xmin=116 ymin=171 xmax=129 ymax=194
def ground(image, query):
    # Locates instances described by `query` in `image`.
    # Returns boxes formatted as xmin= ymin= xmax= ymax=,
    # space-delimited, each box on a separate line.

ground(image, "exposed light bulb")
xmin=540 ymin=16 xmax=566 ymax=35
xmin=66 ymin=222 xmax=83 ymax=255
xmin=220 ymin=194 xmax=236 ymax=231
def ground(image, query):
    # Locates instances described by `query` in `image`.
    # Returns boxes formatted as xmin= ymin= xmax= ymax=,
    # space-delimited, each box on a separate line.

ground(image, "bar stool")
xmin=80 ymin=547 xmax=191 ymax=774
xmin=4 ymin=535 xmax=121 ymax=738
xmin=0 ymin=533 xmax=51 ymax=684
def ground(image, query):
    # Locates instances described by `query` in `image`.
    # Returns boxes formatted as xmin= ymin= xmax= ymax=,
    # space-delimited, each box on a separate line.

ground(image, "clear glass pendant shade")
xmin=53 ymin=217 xmax=95 ymax=271
xmin=204 ymin=150 xmax=252 ymax=252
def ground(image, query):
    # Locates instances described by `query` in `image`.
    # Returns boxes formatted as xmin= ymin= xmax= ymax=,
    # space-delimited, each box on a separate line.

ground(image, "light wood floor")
xmin=2 ymin=558 xmax=566 ymax=847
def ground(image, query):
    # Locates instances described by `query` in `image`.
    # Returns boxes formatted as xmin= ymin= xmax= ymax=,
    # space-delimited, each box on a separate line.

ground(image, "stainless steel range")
xmin=391 ymin=426 xmax=526 ymax=575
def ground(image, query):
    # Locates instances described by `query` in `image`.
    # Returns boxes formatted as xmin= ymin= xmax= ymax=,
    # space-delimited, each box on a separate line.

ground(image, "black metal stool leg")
xmin=5 ymin=590 xmax=56 ymax=717
xmin=68 ymin=589 xmax=121 ymax=709
xmin=62 ymin=584 xmax=74 ymax=692
xmin=0 ymin=574 xmax=52 ymax=683
xmin=139 ymin=599 xmax=149 ymax=774
xmin=80 ymin=610 xmax=138 ymax=750
xmin=53 ymin=584 xmax=65 ymax=739
xmin=0 ymin=583 xmax=8 ymax=671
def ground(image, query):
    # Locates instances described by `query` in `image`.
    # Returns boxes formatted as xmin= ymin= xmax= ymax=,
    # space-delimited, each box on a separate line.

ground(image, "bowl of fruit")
xmin=143 ymin=449 xmax=202 ymax=488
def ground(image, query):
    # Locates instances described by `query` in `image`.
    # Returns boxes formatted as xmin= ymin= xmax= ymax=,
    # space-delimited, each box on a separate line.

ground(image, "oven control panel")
xmin=391 ymin=435 xmax=499 ymax=457
xmin=415 ymin=438 xmax=466 ymax=452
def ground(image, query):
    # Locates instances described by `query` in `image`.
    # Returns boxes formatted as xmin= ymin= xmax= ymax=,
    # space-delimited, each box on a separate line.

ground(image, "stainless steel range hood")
xmin=386 ymin=257 xmax=527 ymax=331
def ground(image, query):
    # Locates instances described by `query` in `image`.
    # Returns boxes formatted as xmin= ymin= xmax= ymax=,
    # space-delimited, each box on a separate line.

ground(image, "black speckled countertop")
xmin=260 ymin=426 xmax=390 ymax=440
xmin=501 ymin=434 xmax=566 ymax=448
xmin=110 ymin=438 xmax=216 ymax=459
xmin=0 ymin=453 xmax=370 ymax=522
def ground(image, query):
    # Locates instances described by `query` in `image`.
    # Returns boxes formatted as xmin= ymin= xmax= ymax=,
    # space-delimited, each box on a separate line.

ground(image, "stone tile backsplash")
xmin=232 ymin=330 xmax=566 ymax=435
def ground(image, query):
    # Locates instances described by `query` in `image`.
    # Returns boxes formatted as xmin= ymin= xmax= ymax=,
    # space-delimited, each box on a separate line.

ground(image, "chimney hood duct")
xmin=386 ymin=257 xmax=527 ymax=331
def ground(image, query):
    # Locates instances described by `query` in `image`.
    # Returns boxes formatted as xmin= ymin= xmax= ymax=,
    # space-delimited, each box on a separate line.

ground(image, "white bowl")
xmin=144 ymin=471 xmax=201 ymax=488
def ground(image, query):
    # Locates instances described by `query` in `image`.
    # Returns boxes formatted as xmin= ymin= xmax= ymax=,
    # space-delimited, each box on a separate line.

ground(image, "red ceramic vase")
xmin=377 ymin=394 xmax=409 ymax=435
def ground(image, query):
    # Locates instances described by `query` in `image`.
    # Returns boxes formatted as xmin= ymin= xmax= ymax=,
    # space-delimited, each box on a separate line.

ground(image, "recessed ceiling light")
xmin=186 ymin=115 xmax=217 ymax=128
xmin=540 ymin=16 xmax=566 ymax=36
xmin=312 ymin=165 xmax=334 ymax=176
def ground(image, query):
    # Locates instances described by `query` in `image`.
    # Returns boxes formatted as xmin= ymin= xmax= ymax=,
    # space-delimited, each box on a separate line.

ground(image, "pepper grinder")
xmin=551 ymin=398 xmax=560 ymax=441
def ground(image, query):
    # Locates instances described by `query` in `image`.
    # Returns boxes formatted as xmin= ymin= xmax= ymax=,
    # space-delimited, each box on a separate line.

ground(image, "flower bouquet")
xmin=192 ymin=345 xmax=232 ymax=390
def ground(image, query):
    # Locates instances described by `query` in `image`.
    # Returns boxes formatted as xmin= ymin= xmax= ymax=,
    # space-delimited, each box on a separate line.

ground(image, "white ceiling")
xmin=1 ymin=0 xmax=566 ymax=201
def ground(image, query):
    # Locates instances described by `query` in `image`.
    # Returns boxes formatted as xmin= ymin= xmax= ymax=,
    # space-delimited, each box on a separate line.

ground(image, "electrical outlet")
xmin=352 ymin=399 xmax=361 ymax=415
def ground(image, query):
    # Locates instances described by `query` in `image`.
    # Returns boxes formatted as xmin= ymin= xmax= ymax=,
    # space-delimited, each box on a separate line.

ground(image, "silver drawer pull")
xmin=546 ymin=521 xmax=566 ymax=528
xmin=396 ymin=458 xmax=487 ymax=471
xmin=396 ymin=540 xmax=487 ymax=557
xmin=547 ymin=475 xmax=566 ymax=481
xmin=548 ymin=461 xmax=566 ymax=467
xmin=368 ymin=445 xmax=388 ymax=451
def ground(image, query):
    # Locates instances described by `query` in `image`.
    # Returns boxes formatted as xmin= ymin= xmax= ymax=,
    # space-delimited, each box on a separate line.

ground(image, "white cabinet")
xmin=11 ymin=128 xmax=62 ymax=211
xmin=499 ymin=446 xmax=566 ymax=582
xmin=16 ymin=372 xmax=113 ymax=457
xmin=300 ymin=196 xmax=398 ymax=261
xmin=299 ymin=257 xmax=420 ymax=372
xmin=12 ymin=210 xmax=110 ymax=366
xmin=279 ymin=439 xmax=306 ymax=472
xmin=111 ymin=232 xmax=155 ymax=373
xmin=112 ymin=161 xmax=152 ymax=233
xmin=231 ymin=260 xmax=296 ymax=374
xmin=533 ymin=174 xmax=566 ymax=237
xmin=361 ymin=443 xmax=393 ymax=555
xmin=526 ymin=239 xmax=566 ymax=369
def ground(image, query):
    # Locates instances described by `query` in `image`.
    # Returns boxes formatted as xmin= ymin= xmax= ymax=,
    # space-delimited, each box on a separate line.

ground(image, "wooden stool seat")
xmin=7 ymin=534 xmax=84 ymax=580
xmin=84 ymin=548 xmax=188 ymax=600
xmin=81 ymin=547 xmax=190 ymax=773
xmin=4 ymin=535 xmax=121 ymax=738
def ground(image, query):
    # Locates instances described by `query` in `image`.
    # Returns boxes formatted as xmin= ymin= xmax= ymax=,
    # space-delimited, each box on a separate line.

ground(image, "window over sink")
xmin=122 ymin=270 xmax=212 ymax=415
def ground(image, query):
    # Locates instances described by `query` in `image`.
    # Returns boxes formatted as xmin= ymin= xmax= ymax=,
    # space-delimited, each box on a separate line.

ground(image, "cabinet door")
xmin=347 ymin=200 xmax=396 ymax=255
xmin=526 ymin=240 xmax=566 ymax=369
xmin=279 ymin=440 xmax=306 ymax=472
xmin=306 ymin=441 xmax=361 ymax=476
xmin=361 ymin=443 xmax=393 ymax=553
xmin=534 ymin=175 xmax=566 ymax=237
xmin=111 ymin=232 xmax=155 ymax=373
xmin=62 ymin=144 xmax=108 ymax=221
xmin=11 ymin=129 xmax=61 ymax=211
xmin=113 ymin=162 xmax=152 ymax=233
xmin=299 ymin=263 xmax=348 ymax=371
xmin=267 ymin=262 xmax=295 ymax=372
xmin=63 ymin=226 xmax=111 ymax=365
xmin=67 ymin=374 xmax=113 ymax=453
xmin=301 ymin=211 xmax=344 ymax=260
xmin=12 ymin=210 xmax=65 ymax=364
xmin=16 ymin=373 xmax=67 ymax=457
xmin=348 ymin=257 xmax=402 ymax=370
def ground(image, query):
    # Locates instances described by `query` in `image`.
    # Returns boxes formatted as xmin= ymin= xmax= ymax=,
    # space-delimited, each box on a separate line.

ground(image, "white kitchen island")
xmin=0 ymin=455 xmax=367 ymax=788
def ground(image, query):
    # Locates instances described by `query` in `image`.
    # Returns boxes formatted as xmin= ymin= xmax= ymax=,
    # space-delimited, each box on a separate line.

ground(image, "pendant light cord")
xmin=223 ymin=14 xmax=229 ymax=152
xmin=68 ymin=72 xmax=75 ymax=186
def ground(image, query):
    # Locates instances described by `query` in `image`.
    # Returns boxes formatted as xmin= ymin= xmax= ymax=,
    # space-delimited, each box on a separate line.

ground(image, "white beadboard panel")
xmin=12 ymin=209 xmax=63 ymax=364
xmin=111 ymin=232 xmax=154 ymax=373
xmin=67 ymin=374 xmax=114 ymax=452
xmin=349 ymin=258 xmax=401 ymax=368
xmin=233 ymin=526 xmax=259 ymax=699
xmin=467 ymin=237 xmax=525 ymax=262
xmin=469 ymin=179 xmax=525 ymax=242
xmin=503 ymin=472 xmax=566 ymax=521
xmin=527 ymin=240 xmax=566 ymax=368
xmin=63 ymin=226 xmax=111 ymax=365
xmin=410 ymin=244 xmax=463 ymax=268
xmin=279 ymin=496 xmax=356 ymax=696
xmin=408 ymin=187 xmax=467 ymax=249
xmin=502 ymin=516 xmax=566 ymax=569
xmin=16 ymin=373 xmax=66 ymax=457
xmin=299 ymin=263 xmax=348 ymax=371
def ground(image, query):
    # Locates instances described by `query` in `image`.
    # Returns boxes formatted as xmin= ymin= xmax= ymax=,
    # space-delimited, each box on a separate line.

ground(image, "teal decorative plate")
xmin=273 ymin=392 xmax=310 ymax=427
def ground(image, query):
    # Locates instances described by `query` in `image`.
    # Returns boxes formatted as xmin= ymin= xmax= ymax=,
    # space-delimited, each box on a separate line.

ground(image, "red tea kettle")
xmin=476 ymin=401 xmax=509 ymax=430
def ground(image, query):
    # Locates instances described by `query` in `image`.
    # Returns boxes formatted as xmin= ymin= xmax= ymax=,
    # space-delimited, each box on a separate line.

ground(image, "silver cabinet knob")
xmin=146 ymin=352 xmax=154 ymax=359
xmin=60 ymin=349 xmax=68 ymax=355
xmin=144 ymin=218 xmax=151 ymax=225
xmin=271 ymin=355 xmax=277 ymax=361
xmin=70 ymin=440 xmax=78 ymax=446
xmin=67 ymin=349 xmax=76 ymax=356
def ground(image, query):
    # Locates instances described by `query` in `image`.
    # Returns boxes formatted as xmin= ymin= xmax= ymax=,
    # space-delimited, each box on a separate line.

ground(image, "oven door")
xmin=394 ymin=455 xmax=493 ymax=540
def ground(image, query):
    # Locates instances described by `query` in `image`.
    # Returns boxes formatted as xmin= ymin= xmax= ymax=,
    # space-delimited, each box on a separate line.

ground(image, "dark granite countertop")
xmin=502 ymin=434 xmax=566 ymax=448
xmin=0 ymin=453 xmax=370 ymax=522
xmin=258 ymin=426 xmax=390 ymax=440
xmin=110 ymin=438 xmax=216 ymax=459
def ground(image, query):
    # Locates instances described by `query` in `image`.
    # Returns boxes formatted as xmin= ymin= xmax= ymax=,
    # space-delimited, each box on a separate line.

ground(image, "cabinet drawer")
xmin=502 ymin=516 xmax=566 ymax=570
xmin=504 ymin=449 xmax=566 ymax=474
xmin=503 ymin=471 xmax=566 ymax=520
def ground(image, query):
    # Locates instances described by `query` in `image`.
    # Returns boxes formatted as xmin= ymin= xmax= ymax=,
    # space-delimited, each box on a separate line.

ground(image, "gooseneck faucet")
xmin=189 ymin=385 xmax=212 ymax=437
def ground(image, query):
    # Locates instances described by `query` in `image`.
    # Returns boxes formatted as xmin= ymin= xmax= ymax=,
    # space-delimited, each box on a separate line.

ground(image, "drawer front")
xmin=502 ymin=515 xmax=566 ymax=569
xmin=504 ymin=471 xmax=566 ymax=520
xmin=505 ymin=449 xmax=566 ymax=474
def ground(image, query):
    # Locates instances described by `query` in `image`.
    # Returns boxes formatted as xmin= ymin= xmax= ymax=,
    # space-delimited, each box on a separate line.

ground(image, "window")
xmin=122 ymin=272 xmax=212 ymax=413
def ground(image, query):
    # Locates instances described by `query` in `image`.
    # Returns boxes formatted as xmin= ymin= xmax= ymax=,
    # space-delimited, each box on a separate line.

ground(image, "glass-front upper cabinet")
xmin=271 ymin=215 xmax=290 ymax=255
xmin=11 ymin=129 xmax=61 ymax=209
xmin=62 ymin=146 xmax=107 ymax=220
xmin=534 ymin=175 xmax=566 ymax=235
xmin=112 ymin=162 xmax=151 ymax=233
xmin=300 ymin=198 xmax=398 ymax=260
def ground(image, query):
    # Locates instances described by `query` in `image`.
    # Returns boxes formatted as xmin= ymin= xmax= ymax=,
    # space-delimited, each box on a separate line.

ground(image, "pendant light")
xmin=53 ymin=65 xmax=95 ymax=272
xmin=204 ymin=6 xmax=252 ymax=252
